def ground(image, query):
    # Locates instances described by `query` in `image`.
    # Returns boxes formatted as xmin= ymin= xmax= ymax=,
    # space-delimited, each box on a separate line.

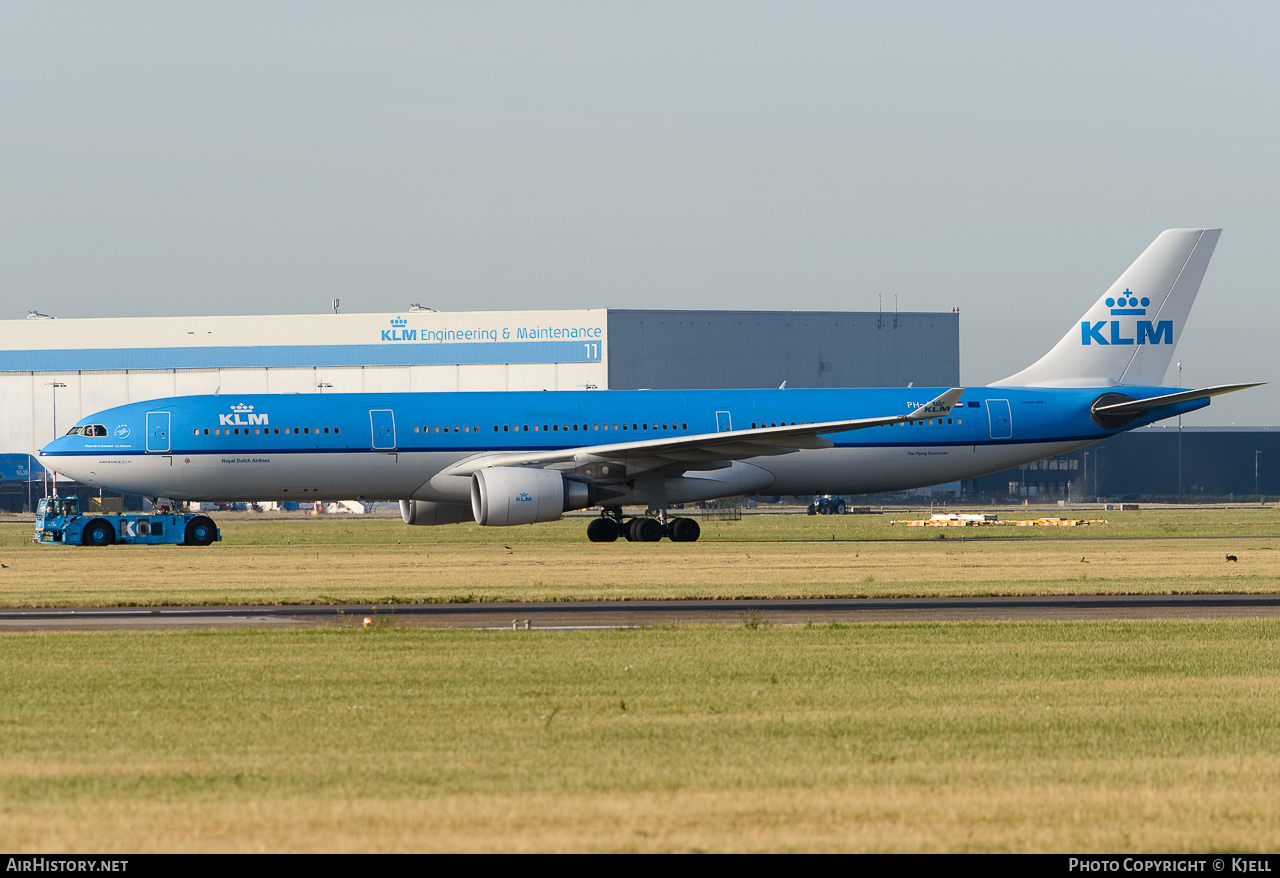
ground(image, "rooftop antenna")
xmin=332 ymin=298 xmax=340 ymax=314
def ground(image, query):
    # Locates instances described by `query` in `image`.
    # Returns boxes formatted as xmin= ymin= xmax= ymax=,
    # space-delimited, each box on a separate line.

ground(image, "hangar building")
xmin=0 ymin=307 xmax=960 ymax=462
xmin=962 ymin=425 xmax=1280 ymax=503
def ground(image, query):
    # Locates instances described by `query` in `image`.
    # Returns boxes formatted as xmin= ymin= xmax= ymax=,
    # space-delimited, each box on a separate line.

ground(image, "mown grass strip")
xmin=2 ymin=620 xmax=1280 ymax=851
xmin=3 ymin=508 xmax=1280 ymax=606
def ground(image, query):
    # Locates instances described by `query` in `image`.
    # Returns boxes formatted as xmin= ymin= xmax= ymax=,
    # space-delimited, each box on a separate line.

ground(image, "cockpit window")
xmin=66 ymin=426 xmax=83 ymax=436
xmin=69 ymin=425 xmax=107 ymax=437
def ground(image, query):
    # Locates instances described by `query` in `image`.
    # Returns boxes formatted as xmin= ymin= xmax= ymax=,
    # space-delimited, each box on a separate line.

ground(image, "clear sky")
xmin=3 ymin=2 xmax=1277 ymax=424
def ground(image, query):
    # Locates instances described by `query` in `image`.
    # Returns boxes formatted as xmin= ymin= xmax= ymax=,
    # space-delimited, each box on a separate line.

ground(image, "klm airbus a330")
xmin=41 ymin=229 xmax=1258 ymax=543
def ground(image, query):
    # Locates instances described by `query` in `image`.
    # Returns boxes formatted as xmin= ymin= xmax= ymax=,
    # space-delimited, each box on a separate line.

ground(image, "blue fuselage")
xmin=39 ymin=385 xmax=1205 ymax=504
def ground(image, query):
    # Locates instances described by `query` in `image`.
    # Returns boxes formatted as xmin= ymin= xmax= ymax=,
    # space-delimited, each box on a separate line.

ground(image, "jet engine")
xmin=400 ymin=499 xmax=475 ymax=526
xmin=471 ymin=467 xmax=594 ymax=526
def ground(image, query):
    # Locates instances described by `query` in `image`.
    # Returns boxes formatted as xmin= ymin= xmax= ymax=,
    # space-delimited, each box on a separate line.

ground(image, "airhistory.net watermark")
xmin=6 ymin=860 xmax=128 ymax=872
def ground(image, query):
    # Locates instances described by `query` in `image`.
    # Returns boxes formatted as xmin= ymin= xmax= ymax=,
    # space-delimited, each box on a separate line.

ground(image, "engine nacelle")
xmin=471 ymin=467 xmax=593 ymax=526
xmin=400 ymin=499 xmax=475 ymax=526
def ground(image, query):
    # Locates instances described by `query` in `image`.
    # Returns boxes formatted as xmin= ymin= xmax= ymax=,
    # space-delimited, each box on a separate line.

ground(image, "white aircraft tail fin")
xmin=991 ymin=228 xmax=1221 ymax=388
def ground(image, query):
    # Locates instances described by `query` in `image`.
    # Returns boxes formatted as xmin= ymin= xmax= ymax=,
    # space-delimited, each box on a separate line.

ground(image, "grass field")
xmin=3 ymin=620 xmax=1280 ymax=852
xmin=2 ymin=507 xmax=1279 ymax=606
xmin=4 ymin=509 xmax=1280 ymax=851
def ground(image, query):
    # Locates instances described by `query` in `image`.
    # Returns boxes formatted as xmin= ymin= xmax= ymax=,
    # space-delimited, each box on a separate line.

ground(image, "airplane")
xmin=39 ymin=228 xmax=1259 ymax=543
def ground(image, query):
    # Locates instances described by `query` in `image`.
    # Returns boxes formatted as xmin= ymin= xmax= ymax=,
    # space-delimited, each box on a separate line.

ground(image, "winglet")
xmin=905 ymin=388 xmax=964 ymax=420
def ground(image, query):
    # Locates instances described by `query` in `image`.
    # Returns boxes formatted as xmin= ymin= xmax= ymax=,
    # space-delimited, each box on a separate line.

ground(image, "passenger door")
xmin=986 ymin=399 xmax=1012 ymax=440
xmin=145 ymin=412 xmax=171 ymax=452
xmin=370 ymin=410 xmax=396 ymax=450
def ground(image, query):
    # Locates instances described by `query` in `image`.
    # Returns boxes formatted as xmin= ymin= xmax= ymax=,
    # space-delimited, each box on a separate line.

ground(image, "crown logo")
xmin=1106 ymin=288 xmax=1149 ymax=316
xmin=390 ymin=316 xmax=408 ymax=327
xmin=230 ymin=403 xmax=254 ymax=412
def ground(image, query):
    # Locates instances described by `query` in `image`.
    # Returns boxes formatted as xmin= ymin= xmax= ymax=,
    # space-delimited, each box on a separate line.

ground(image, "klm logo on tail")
xmin=1081 ymin=289 xmax=1173 ymax=346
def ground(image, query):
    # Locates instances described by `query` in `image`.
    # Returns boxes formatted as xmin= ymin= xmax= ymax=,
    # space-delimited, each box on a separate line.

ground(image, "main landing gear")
xmin=586 ymin=508 xmax=701 ymax=543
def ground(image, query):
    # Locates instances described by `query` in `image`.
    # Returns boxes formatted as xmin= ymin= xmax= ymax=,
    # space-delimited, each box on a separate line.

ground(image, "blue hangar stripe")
xmin=0 ymin=341 xmax=601 ymax=372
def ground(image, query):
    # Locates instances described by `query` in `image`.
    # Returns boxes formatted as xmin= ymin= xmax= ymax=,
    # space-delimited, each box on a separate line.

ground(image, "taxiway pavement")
xmin=3 ymin=593 xmax=1280 ymax=630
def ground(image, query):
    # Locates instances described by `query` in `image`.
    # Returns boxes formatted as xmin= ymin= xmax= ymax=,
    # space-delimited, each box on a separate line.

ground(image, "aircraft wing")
xmin=1091 ymin=383 xmax=1263 ymax=419
xmin=443 ymin=388 xmax=965 ymax=478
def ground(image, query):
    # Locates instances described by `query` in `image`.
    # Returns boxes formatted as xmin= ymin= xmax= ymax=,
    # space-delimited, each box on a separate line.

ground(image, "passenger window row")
xmin=492 ymin=422 xmax=690 ymax=434
xmin=748 ymin=417 xmax=964 ymax=428
xmin=185 ymin=416 xmax=962 ymax=439
xmin=195 ymin=427 xmax=341 ymax=436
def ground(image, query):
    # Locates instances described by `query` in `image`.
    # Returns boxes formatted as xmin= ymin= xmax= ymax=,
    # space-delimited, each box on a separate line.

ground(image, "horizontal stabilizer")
xmin=1091 ymin=383 xmax=1264 ymax=419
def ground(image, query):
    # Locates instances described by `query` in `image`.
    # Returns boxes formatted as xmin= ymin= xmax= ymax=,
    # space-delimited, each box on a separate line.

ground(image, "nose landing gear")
xmin=586 ymin=507 xmax=701 ymax=543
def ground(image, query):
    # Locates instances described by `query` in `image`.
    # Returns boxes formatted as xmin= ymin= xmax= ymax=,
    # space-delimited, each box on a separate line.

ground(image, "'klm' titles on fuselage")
xmin=1081 ymin=320 xmax=1173 ymax=346
xmin=218 ymin=413 xmax=269 ymax=426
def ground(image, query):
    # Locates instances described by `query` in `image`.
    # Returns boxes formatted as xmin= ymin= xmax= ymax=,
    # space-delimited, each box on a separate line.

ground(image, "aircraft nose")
xmin=40 ymin=436 xmax=81 ymax=465
xmin=39 ymin=439 xmax=90 ymax=479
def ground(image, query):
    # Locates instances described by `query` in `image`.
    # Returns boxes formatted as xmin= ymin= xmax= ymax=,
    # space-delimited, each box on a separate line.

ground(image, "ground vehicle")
xmin=808 ymin=496 xmax=848 ymax=515
xmin=32 ymin=497 xmax=220 ymax=546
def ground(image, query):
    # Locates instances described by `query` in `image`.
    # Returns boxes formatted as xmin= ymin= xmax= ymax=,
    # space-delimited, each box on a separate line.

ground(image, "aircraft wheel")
xmin=587 ymin=517 xmax=619 ymax=542
xmin=669 ymin=517 xmax=701 ymax=543
xmin=184 ymin=516 xmax=217 ymax=546
xmin=630 ymin=518 xmax=663 ymax=542
xmin=82 ymin=519 xmax=116 ymax=547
